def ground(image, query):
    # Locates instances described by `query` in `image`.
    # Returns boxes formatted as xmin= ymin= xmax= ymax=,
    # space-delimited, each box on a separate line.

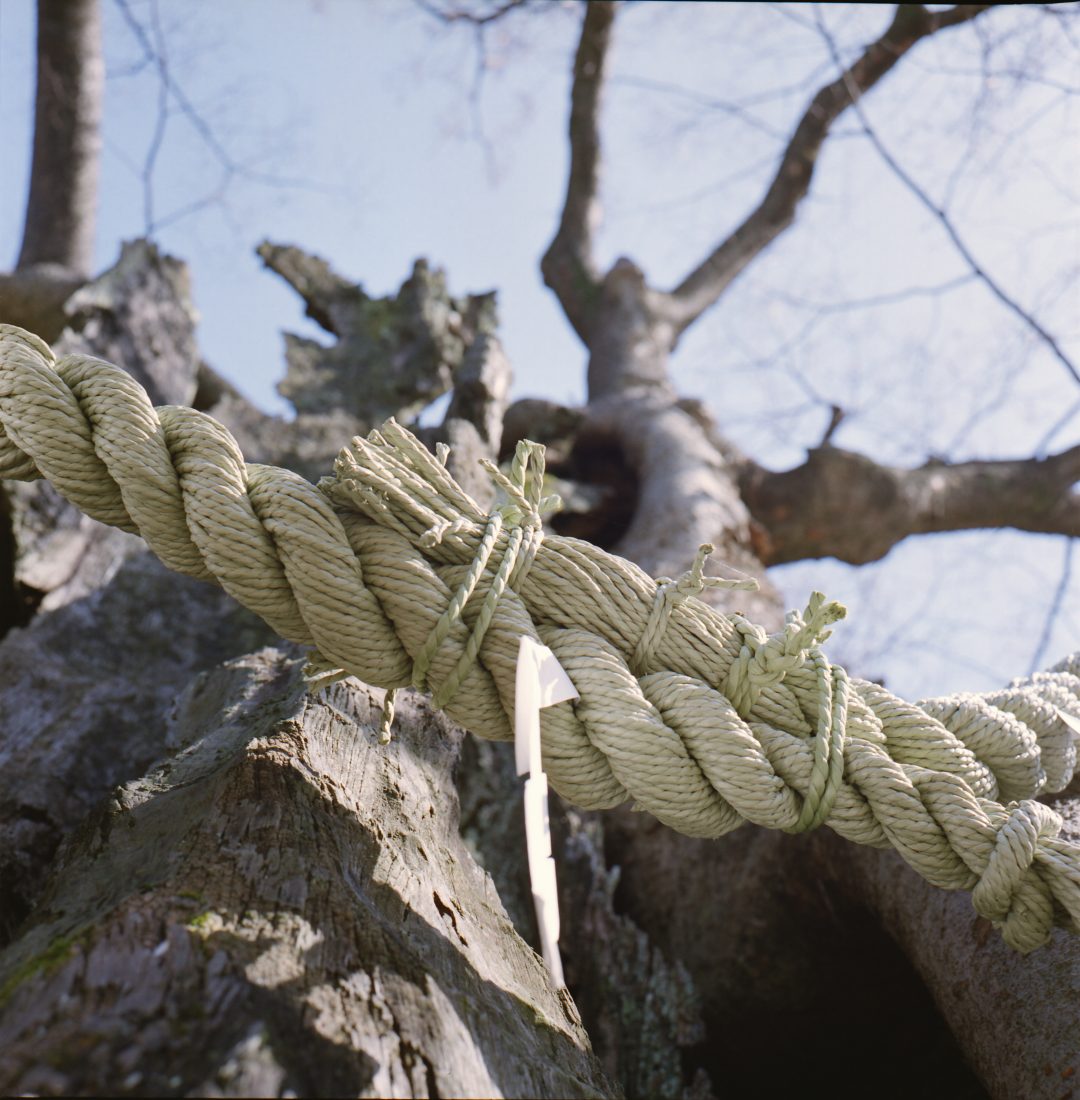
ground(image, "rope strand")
xmin=3 ymin=322 xmax=1080 ymax=952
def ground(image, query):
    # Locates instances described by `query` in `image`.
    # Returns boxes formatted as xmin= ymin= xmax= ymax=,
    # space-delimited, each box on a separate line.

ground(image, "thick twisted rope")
xmin=2 ymin=322 xmax=1079 ymax=952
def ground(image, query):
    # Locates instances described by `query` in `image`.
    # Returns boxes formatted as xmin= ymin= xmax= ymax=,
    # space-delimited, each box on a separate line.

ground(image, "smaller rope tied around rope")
xmin=377 ymin=439 xmax=558 ymax=736
xmin=725 ymin=594 xmax=851 ymax=833
xmin=3 ymin=321 xmax=1080 ymax=952
xmin=632 ymin=550 xmax=848 ymax=833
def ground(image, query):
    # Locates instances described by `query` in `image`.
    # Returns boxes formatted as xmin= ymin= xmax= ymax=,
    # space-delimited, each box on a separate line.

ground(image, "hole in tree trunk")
xmin=599 ymin=812 xmax=989 ymax=1099
xmin=550 ymin=427 xmax=639 ymax=551
xmin=689 ymin=901 xmax=988 ymax=1098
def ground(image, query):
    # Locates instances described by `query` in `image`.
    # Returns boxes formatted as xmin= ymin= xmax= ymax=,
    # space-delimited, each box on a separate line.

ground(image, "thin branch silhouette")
xmin=813 ymin=5 xmax=1080 ymax=390
xmin=1030 ymin=536 xmax=1075 ymax=673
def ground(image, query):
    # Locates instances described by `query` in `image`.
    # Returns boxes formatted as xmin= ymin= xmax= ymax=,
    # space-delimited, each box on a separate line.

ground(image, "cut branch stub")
xmin=0 ymin=239 xmax=202 ymax=641
xmin=259 ymin=242 xmax=498 ymax=429
xmin=58 ymin=239 xmax=200 ymax=407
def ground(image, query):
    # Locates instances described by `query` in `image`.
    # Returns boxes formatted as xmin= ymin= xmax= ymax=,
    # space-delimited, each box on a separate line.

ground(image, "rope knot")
xmin=972 ymin=799 xmax=1061 ymax=950
xmin=725 ymin=591 xmax=846 ymax=717
xmin=479 ymin=439 xmax=560 ymax=531
xmin=632 ymin=545 xmax=758 ymax=675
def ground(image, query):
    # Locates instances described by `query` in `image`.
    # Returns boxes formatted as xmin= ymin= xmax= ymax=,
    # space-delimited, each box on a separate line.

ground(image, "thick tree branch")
xmin=669 ymin=4 xmax=990 ymax=333
xmin=540 ymin=0 xmax=615 ymax=343
xmin=740 ymin=443 xmax=1080 ymax=565
xmin=16 ymin=0 xmax=103 ymax=275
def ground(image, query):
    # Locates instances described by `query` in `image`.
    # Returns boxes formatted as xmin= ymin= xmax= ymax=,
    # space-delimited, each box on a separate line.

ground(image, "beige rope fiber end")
xmin=2 ymin=322 xmax=1080 ymax=953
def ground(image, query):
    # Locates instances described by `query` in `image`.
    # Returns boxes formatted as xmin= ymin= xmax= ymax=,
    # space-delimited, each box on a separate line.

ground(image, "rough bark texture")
xmin=192 ymin=244 xmax=506 ymax=484
xmin=455 ymin=734 xmax=716 ymax=1100
xmin=0 ymin=240 xmax=275 ymax=944
xmin=0 ymin=553 xmax=275 ymax=944
xmin=259 ymin=242 xmax=496 ymax=427
xmin=525 ymin=5 xmax=1079 ymax=1099
xmin=3 ymin=232 xmax=1078 ymax=1099
xmin=813 ymin=779 xmax=1080 ymax=1100
xmin=0 ymin=241 xmax=705 ymax=1099
xmin=0 ymin=651 xmax=615 ymax=1099
xmin=61 ymin=239 xmax=201 ymax=405
xmin=0 ymin=239 xmax=203 ymax=639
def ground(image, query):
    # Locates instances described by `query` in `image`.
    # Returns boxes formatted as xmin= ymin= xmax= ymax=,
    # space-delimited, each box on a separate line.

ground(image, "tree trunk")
xmin=0 ymin=647 xmax=615 ymax=1099
xmin=6 ymin=0 xmax=1078 ymax=1093
xmin=1 ymin=0 xmax=102 ymax=342
xmin=16 ymin=0 xmax=102 ymax=276
xmin=0 ymin=242 xmax=708 ymax=1098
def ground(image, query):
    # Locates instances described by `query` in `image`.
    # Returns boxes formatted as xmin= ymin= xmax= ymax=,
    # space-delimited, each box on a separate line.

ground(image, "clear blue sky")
xmin=2 ymin=0 xmax=1078 ymax=699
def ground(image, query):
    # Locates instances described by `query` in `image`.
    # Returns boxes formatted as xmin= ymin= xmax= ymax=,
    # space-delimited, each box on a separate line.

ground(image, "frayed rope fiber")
xmin=2 ymin=322 xmax=1080 ymax=952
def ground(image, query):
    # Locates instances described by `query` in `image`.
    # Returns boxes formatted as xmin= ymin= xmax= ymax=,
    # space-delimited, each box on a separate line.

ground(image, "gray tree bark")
xmin=524 ymin=4 xmax=1080 ymax=1097
xmin=0 ymin=649 xmax=615 ymax=1099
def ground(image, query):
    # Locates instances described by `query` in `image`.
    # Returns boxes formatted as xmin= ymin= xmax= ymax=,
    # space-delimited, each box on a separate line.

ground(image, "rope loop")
xmin=788 ymin=654 xmax=849 ymax=833
xmin=973 ymin=799 xmax=1062 ymax=951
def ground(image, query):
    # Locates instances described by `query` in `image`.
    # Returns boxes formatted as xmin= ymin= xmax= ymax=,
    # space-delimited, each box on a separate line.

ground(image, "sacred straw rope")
xmin=2 ymin=322 xmax=1079 ymax=952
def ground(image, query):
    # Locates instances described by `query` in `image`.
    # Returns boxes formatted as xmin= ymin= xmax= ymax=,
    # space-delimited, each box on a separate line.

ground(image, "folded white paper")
xmin=515 ymin=636 xmax=579 ymax=989
xmin=1058 ymin=707 xmax=1080 ymax=738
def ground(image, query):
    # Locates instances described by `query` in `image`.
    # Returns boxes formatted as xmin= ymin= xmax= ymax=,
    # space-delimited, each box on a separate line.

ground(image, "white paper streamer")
xmin=1059 ymin=707 xmax=1080 ymax=738
xmin=515 ymin=636 xmax=579 ymax=988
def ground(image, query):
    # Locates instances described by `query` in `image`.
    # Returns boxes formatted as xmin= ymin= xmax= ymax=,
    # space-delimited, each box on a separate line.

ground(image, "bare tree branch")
xmin=415 ymin=0 xmax=536 ymax=174
xmin=16 ymin=0 xmax=103 ymax=275
xmin=608 ymin=74 xmax=786 ymax=140
xmin=813 ymin=7 xmax=1080 ymax=390
xmin=540 ymin=0 xmax=616 ymax=343
xmin=111 ymin=0 xmax=334 ymax=233
xmin=414 ymin=0 xmax=529 ymax=26
xmin=739 ymin=442 xmax=1080 ymax=565
xmin=668 ymin=4 xmax=990 ymax=334
xmin=1030 ymin=536 xmax=1075 ymax=673
xmin=140 ymin=0 xmax=169 ymax=236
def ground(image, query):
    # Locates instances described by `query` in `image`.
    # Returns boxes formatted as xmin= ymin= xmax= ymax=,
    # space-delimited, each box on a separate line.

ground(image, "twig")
xmin=1030 ymin=537 xmax=1075 ymax=673
xmin=112 ymin=0 xmax=334 ymax=235
xmin=813 ymin=5 xmax=1080 ymax=390
xmin=1036 ymin=396 xmax=1080 ymax=457
xmin=414 ymin=0 xmax=528 ymax=27
xmin=668 ymin=3 xmax=992 ymax=334
xmin=141 ymin=0 xmax=168 ymax=234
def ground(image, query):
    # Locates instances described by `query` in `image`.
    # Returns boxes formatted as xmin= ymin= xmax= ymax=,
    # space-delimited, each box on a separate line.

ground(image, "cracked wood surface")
xmin=0 ymin=651 xmax=615 ymax=1098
